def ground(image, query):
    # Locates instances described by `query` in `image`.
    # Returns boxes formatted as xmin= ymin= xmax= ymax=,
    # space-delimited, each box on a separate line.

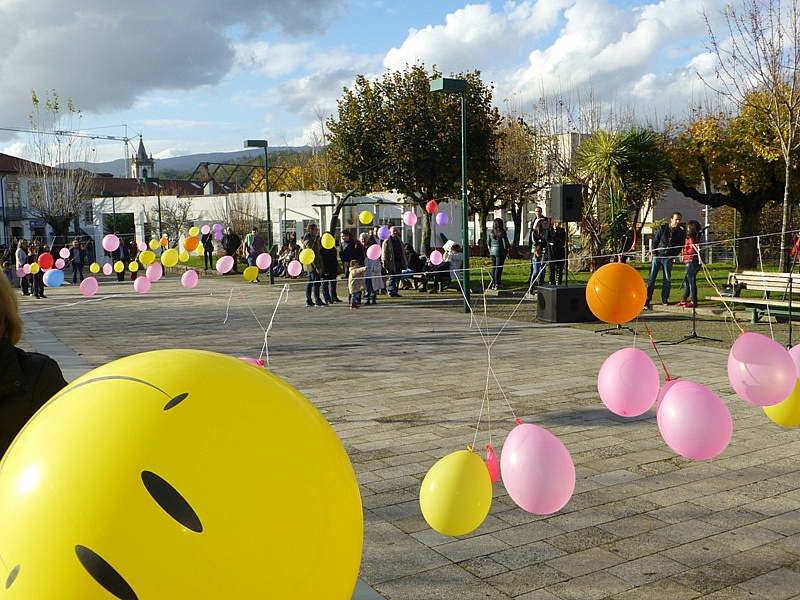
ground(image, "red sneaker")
xmin=684 ymin=301 xmax=695 ymax=308
xmin=677 ymin=300 xmax=686 ymax=307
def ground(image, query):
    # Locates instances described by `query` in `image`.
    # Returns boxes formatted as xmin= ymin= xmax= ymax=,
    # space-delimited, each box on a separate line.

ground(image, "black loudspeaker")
xmin=549 ymin=184 xmax=582 ymax=222
xmin=537 ymin=285 xmax=597 ymax=323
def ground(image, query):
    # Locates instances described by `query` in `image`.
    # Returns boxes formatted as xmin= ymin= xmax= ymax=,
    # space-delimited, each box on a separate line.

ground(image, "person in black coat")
xmin=223 ymin=227 xmax=241 ymax=273
xmin=0 ymin=275 xmax=67 ymax=456
xmin=201 ymin=230 xmax=215 ymax=270
xmin=339 ymin=230 xmax=365 ymax=277
xmin=320 ymin=236 xmax=343 ymax=303
xmin=544 ymin=220 xmax=567 ymax=285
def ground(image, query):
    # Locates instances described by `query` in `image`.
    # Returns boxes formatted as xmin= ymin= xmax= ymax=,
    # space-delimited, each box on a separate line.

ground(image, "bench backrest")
xmin=730 ymin=270 xmax=800 ymax=294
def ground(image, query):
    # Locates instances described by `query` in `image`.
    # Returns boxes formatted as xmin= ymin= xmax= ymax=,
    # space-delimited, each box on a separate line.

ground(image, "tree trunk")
xmin=737 ymin=204 xmax=760 ymax=270
xmin=780 ymin=163 xmax=793 ymax=272
xmin=420 ymin=210 xmax=432 ymax=252
xmin=478 ymin=209 xmax=489 ymax=256
xmin=509 ymin=202 xmax=522 ymax=258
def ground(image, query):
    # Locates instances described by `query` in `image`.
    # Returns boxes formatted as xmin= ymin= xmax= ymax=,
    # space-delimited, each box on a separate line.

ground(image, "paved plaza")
xmin=15 ymin=274 xmax=800 ymax=599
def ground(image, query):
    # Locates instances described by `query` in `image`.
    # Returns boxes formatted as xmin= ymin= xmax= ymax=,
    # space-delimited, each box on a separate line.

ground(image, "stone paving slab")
xmin=14 ymin=276 xmax=800 ymax=599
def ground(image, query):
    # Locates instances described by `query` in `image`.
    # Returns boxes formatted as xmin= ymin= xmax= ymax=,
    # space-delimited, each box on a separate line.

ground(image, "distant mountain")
xmin=85 ymin=146 xmax=305 ymax=177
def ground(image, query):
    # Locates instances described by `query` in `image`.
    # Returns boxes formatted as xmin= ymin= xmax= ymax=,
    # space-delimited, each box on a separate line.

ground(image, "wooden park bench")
xmin=707 ymin=270 xmax=800 ymax=323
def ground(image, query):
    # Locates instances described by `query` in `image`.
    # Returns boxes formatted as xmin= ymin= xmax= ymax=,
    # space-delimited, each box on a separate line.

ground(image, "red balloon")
xmin=425 ymin=200 xmax=439 ymax=214
xmin=37 ymin=253 xmax=54 ymax=270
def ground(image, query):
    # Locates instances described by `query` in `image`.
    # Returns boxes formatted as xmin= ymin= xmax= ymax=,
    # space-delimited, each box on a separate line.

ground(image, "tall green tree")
xmin=327 ymin=65 xmax=500 ymax=251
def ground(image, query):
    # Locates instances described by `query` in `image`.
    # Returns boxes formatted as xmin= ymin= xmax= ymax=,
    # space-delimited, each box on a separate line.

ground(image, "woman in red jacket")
xmin=678 ymin=220 xmax=702 ymax=308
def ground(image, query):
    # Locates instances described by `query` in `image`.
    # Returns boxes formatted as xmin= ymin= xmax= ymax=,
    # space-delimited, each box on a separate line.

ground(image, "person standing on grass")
xmin=645 ymin=212 xmax=685 ymax=308
xmin=488 ymin=218 xmax=510 ymax=290
xmin=678 ymin=220 xmax=702 ymax=308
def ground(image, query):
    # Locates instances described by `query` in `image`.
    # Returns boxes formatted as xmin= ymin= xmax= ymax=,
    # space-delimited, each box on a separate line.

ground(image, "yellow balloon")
xmin=321 ymin=233 xmax=335 ymax=250
xmin=29 ymin=263 xmax=40 ymax=274
xmin=419 ymin=449 xmax=492 ymax=536
xmin=179 ymin=250 xmax=190 ymax=263
xmin=764 ymin=379 xmax=800 ymax=426
xmin=89 ymin=262 xmax=100 ymax=274
xmin=243 ymin=266 xmax=259 ymax=282
xmin=113 ymin=260 xmax=125 ymax=273
xmin=188 ymin=226 xmax=200 ymax=237
xmin=298 ymin=248 xmax=315 ymax=265
xmin=161 ymin=248 xmax=179 ymax=268
xmin=138 ymin=250 xmax=156 ymax=266
xmin=129 ymin=261 xmax=139 ymax=273
xmin=149 ymin=239 xmax=159 ymax=250
xmin=160 ymin=237 xmax=169 ymax=248
xmin=358 ymin=211 xmax=373 ymax=225
xmin=0 ymin=350 xmax=363 ymax=599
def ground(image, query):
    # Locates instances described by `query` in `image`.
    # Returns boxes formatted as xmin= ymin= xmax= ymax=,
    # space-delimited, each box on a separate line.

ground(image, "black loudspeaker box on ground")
xmin=549 ymin=184 xmax=583 ymax=223
xmin=537 ymin=285 xmax=597 ymax=323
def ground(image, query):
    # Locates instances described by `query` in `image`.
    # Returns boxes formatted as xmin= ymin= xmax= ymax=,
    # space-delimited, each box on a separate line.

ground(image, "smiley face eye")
xmin=75 ymin=545 xmax=138 ymax=600
xmin=141 ymin=471 xmax=203 ymax=533
xmin=5 ymin=565 xmax=20 ymax=589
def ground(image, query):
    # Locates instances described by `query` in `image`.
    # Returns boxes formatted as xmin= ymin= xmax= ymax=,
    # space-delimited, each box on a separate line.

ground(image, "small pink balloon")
xmin=658 ymin=380 xmax=732 ymax=460
xmin=239 ymin=357 xmax=266 ymax=368
xmin=214 ymin=231 xmax=223 ymax=241
xmin=255 ymin=252 xmax=272 ymax=269
xmin=485 ymin=444 xmax=499 ymax=484
xmin=216 ymin=255 xmax=234 ymax=274
xmin=656 ymin=378 xmax=681 ymax=413
xmin=59 ymin=247 xmax=70 ymax=259
xmin=287 ymin=259 xmax=303 ymax=277
xmin=436 ymin=212 xmax=449 ymax=226
xmin=402 ymin=211 xmax=417 ymax=226
xmin=55 ymin=258 xmax=65 ymax=269
xmin=181 ymin=269 xmax=199 ymax=289
xmin=102 ymin=234 xmax=120 ymax=252
xmin=22 ymin=264 xmax=31 ymax=275
xmin=728 ymin=332 xmax=796 ymax=406
xmin=146 ymin=262 xmax=163 ymax=282
xmin=430 ymin=250 xmax=443 ymax=266
xmin=102 ymin=263 xmax=113 ymax=275
xmin=16 ymin=268 xmax=25 ymax=278
xmin=378 ymin=226 xmax=391 ymax=240
xmin=500 ymin=423 xmax=575 ymax=514
xmin=80 ymin=277 xmax=99 ymax=297
xmin=138 ymin=241 xmax=147 ymax=252
xmin=133 ymin=277 xmax=151 ymax=294
xmin=201 ymin=225 xmax=211 ymax=235
xmin=366 ymin=244 xmax=382 ymax=261
xmin=597 ymin=347 xmax=659 ymax=416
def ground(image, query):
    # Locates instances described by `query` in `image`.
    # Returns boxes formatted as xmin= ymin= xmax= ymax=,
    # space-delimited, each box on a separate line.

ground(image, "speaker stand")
xmin=663 ymin=303 xmax=720 ymax=345
xmin=595 ymin=323 xmax=636 ymax=335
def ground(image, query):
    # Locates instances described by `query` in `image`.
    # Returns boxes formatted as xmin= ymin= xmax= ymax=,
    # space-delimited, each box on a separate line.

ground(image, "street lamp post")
xmin=430 ymin=77 xmax=469 ymax=313
xmin=244 ymin=140 xmax=274 ymax=284
xmin=279 ymin=192 xmax=292 ymax=244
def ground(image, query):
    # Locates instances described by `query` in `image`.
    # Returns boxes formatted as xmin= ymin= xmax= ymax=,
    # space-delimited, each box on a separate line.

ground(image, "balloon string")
xmin=641 ymin=317 xmax=671 ymax=381
xmin=261 ymin=284 xmax=290 ymax=369
xmin=696 ymin=247 xmax=745 ymax=335
xmin=223 ymin=288 xmax=235 ymax=324
xmin=756 ymin=236 xmax=775 ymax=340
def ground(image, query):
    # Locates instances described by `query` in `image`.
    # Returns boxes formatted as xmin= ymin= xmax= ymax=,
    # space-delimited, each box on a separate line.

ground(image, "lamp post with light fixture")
xmin=430 ymin=77 xmax=469 ymax=312
xmin=244 ymin=139 xmax=274 ymax=283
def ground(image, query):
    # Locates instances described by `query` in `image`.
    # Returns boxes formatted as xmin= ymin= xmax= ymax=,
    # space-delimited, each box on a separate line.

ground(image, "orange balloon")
xmin=183 ymin=236 xmax=200 ymax=252
xmin=160 ymin=237 xmax=169 ymax=247
xmin=585 ymin=262 xmax=647 ymax=324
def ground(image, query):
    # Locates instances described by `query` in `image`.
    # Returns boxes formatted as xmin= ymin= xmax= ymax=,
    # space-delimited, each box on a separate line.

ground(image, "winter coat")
xmin=348 ymin=266 xmax=368 ymax=294
xmin=488 ymin=231 xmax=510 ymax=258
xmin=652 ymin=223 xmax=685 ymax=257
xmin=381 ymin=237 xmax=408 ymax=274
xmin=365 ymin=257 xmax=385 ymax=290
xmin=0 ymin=340 xmax=67 ymax=455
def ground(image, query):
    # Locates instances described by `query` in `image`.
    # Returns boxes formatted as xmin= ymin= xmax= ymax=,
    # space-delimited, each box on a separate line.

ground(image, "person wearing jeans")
xmin=646 ymin=212 xmax=685 ymax=307
xmin=678 ymin=220 xmax=702 ymax=308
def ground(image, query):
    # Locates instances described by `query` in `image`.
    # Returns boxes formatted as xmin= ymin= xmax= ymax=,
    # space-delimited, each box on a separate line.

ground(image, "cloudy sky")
xmin=0 ymin=0 xmax=727 ymax=164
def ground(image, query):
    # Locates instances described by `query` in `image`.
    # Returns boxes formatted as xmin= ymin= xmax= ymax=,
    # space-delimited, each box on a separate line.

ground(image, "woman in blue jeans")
xmin=488 ymin=218 xmax=510 ymax=290
xmin=678 ymin=220 xmax=702 ymax=308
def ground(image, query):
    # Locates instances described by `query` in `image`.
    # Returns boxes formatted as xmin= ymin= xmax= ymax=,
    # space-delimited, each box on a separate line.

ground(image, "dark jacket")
xmin=652 ymin=224 xmax=685 ymax=257
xmin=488 ymin=231 xmax=510 ymax=258
xmin=544 ymin=226 xmax=567 ymax=261
xmin=339 ymin=240 xmax=365 ymax=266
xmin=320 ymin=245 xmax=339 ymax=279
xmin=0 ymin=340 xmax=67 ymax=455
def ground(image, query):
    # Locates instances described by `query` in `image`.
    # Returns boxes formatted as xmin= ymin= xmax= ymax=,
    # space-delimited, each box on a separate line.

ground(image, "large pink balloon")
xmin=597 ymin=348 xmax=659 ymax=416
xmin=181 ymin=269 xmax=199 ymax=289
xmin=79 ymin=277 xmax=98 ymax=297
xmin=146 ymin=263 xmax=163 ymax=282
xmin=255 ymin=252 xmax=272 ymax=269
xmin=655 ymin=378 xmax=681 ymax=413
xmin=59 ymin=247 xmax=70 ymax=259
xmin=500 ymin=423 xmax=575 ymax=514
xmin=102 ymin=234 xmax=120 ymax=252
xmin=430 ymin=250 xmax=443 ymax=266
xmin=403 ymin=211 xmax=418 ymax=226
xmin=728 ymin=332 xmax=796 ymax=406
xmin=287 ymin=260 xmax=303 ymax=277
xmin=366 ymin=244 xmax=382 ymax=261
xmin=658 ymin=381 xmax=732 ymax=460
xmin=216 ymin=255 xmax=234 ymax=274
xmin=133 ymin=276 xmax=151 ymax=294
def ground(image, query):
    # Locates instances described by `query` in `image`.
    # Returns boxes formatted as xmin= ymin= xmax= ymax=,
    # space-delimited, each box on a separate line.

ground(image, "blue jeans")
xmin=682 ymin=260 xmax=700 ymax=304
xmin=646 ymin=257 xmax=674 ymax=304
xmin=71 ymin=262 xmax=84 ymax=283
xmin=490 ymin=255 xmax=506 ymax=287
xmin=322 ymin=278 xmax=338 ymax=302
xmin=530 ymin=257 xmax=545 ymax=287
xmin=305 ymin=271 xmax=322 ymax=304
xmin=387 ymin=274 xmax=401 ymax=295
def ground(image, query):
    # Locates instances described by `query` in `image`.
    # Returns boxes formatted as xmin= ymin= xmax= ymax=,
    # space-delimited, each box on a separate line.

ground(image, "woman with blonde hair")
xmin=0 ymin=275 xmax=66 ymax=455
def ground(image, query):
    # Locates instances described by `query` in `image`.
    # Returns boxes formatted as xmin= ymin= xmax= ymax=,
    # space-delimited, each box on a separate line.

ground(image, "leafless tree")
xmin=704 ymin=0 xmax=800 ymax=270
xmin=145 ymin=198 xmax=194 ymax=247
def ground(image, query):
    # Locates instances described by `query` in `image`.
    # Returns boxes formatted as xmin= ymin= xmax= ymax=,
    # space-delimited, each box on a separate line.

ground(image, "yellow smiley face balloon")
xmin=0 ymin=350 xmax=362 ymax=599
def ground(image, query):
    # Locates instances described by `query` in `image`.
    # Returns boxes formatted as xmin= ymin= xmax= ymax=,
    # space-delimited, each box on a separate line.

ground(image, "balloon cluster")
xmin=419 ymin=422 xmax=575 ymax=536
